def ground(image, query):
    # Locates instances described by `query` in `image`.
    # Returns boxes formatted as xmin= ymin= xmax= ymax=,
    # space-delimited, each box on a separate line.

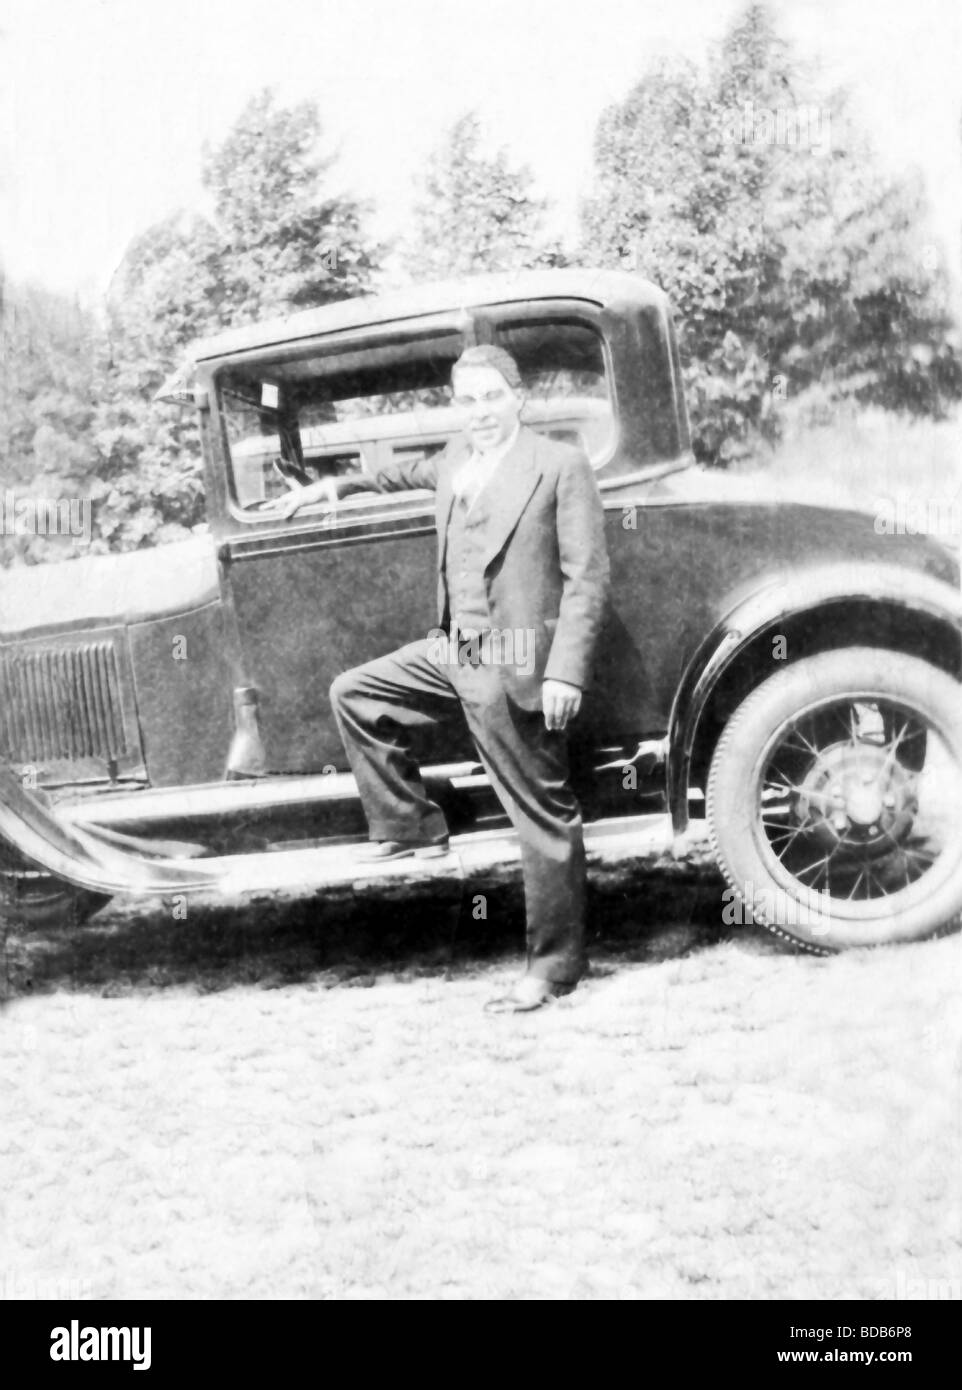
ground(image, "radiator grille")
xmin=0 ymin=642 xmax=128 ymax=763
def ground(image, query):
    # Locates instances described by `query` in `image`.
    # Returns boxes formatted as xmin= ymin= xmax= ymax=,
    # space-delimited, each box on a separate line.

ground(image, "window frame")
xmin=481 ymin=301 xmax=620 ymax=471
xmin=213 ymin=301 xmax=619 ymax=530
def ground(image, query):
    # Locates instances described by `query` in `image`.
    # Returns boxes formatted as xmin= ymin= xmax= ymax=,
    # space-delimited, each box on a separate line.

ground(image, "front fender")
xmin=667 ymin=561 xmax=962 ymax=833
xmin=0 ymin=763 xmax=218 ymax=897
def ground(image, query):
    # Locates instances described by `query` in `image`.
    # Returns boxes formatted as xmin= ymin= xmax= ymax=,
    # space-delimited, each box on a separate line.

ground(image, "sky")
xmin=1 ymin=0 xmax=960 ymax=300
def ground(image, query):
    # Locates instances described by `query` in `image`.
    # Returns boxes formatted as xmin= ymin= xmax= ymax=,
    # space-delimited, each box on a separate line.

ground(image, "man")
xmin=267 ymin=345 xmax=610 ymax=1012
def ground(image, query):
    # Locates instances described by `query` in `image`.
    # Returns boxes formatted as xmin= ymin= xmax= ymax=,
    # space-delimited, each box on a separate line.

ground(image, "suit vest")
xmin=445 ymin=491 xmax=492 ymax=636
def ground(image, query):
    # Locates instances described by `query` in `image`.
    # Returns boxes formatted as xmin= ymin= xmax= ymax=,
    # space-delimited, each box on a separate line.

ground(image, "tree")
xmin=91 ymin=90 xmax=382 ymax=552
xmin=201 ymin=88 xmax=380 ymax=324
xmin=90 ymin=212 xmax=218 ymax=549
xmin=406 ymin=112 xmax=564 ymax=280
xmin=581 ymin=1 xmax=960 ymax=463
xmin=0 ymin=277 xmax=100 ymax=565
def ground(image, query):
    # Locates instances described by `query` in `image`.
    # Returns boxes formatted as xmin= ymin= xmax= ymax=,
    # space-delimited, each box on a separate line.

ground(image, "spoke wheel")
xmin=707 ymin=648 xmax=962 ymax=951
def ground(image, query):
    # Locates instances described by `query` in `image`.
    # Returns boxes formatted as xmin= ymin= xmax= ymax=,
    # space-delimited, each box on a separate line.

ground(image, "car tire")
xmin=706 ymin=647 xmax=962 ymax=952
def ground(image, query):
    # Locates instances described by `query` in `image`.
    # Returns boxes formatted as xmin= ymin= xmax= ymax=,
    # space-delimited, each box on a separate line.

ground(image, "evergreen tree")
xmin=90 ymin=90 xmax=381 ymax=551
xmin=201 ymin=88 xmax=379 ymax=324
xmin=407 ymin=112 xmax=564 ymax=279
xmin=581 ymin=1 xmax=960 ymax=462
xmin=0 ymin=278 xmax=99 ymax=564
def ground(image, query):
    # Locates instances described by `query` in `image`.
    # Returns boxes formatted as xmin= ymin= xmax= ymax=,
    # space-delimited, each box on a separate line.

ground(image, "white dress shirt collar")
xmin=452 ymin=421 xmax=522 ymax=506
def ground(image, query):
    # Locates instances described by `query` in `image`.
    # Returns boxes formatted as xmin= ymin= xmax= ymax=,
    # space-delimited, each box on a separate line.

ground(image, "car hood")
xmin=0 ymin=535 xmax=221 ymax=638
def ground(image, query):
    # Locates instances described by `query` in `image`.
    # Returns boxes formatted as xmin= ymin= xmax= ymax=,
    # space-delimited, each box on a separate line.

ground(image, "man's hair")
xmin=451 ymin=344 xmax=524 ymax=392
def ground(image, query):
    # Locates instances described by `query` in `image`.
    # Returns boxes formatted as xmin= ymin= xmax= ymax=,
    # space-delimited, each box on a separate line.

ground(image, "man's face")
xmin=451 ymin=364 xmax=524 ymax=453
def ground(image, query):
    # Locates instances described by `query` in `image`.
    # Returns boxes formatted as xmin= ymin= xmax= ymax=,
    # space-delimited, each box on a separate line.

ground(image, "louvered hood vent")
xmin=0 ymin=632 xmax=145 ymax=780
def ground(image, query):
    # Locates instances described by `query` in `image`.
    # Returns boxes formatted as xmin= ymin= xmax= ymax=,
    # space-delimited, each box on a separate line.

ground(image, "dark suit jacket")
xmin=368 ymin=425 xmax=610 ymax=710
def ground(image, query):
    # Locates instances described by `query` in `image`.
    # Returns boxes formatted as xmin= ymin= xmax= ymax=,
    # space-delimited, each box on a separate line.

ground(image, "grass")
xmin=1 ymin=882 xmax=959 ymax=1301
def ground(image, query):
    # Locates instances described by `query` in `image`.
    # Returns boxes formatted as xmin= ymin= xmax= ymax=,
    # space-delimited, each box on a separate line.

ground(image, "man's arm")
xmin=261 ymin=449 xmax=442 ymax=518
xmin=367 ymin=451 xmax=441 ymax=493
xmin=543 ymin=450 xmax=611 ymax=693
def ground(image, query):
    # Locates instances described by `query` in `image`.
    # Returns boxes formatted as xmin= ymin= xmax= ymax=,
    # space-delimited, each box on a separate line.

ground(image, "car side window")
xmin=218 ymin=331 xmax=463 ymax=514
xmin=493 ymin=317 xmax=616 ymax=466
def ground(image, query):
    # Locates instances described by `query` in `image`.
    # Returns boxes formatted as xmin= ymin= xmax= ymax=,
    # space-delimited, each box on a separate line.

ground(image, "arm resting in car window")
xmin=261 ymin=450 xmax=441 ymax=518
xmin=366 ymin=452 xmax=440 ymax=493
xmin=329 ymin=453 xmax=440 ymax=499
xmin=326 ymin=452 xmax=440 ymax=501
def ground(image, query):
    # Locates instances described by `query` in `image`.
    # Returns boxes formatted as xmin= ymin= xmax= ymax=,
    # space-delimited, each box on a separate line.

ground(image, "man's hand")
xmin=261 ymin=477 xmax=336 ymax=520
xmin=542 ymin=679 xmax=582 ymax=732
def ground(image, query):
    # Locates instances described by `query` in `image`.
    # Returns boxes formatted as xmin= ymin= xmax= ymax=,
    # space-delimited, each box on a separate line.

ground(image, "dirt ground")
xmin=2 ymin=876 xmax=959 ymax=1301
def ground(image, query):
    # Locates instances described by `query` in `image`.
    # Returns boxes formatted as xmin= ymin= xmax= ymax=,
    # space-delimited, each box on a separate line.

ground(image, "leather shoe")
xmin=356 ymin=838 xmax=449 ymax=862
xmin=484 ymin=975 xmax=576 ymax=1013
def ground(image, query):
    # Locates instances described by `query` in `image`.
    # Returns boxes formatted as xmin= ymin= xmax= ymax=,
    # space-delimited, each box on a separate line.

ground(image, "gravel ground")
xmin=2 ymin=881 xmax=959 ymax=1302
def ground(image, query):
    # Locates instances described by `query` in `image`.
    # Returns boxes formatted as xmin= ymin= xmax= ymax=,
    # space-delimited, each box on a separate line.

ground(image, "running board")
xmin=104 ymin=815 xmax=714 ymax=913
xmin=53 ymin=763 xmax=494 ymax=853
xmin=56 ymin=767 xmax=455 ymax=825
xmin=55 ymin=749 xmax=670 ymax=839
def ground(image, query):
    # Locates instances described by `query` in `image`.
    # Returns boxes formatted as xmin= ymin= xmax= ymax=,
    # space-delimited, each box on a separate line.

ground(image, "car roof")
xmin=189 ymin=268 xmax=667 ymax=362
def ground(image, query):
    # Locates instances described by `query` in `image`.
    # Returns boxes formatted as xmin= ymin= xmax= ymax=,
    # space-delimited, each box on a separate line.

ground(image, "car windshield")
xmin=218 ymin=316 xmax=615 ymax=511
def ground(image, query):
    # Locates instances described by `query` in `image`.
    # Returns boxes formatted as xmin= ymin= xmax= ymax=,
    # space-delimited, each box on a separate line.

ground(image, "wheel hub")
xmin=795 ymin=741 xmax=917 ymax=855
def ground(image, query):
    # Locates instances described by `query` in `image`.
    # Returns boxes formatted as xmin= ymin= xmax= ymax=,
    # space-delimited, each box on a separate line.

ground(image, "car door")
xmin=210 ymin=319 xmax=478 ymax=774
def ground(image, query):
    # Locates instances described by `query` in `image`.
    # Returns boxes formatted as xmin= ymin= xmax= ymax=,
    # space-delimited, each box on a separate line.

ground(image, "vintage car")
xmin=1 ymin=268 xmax=960 ymax=953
